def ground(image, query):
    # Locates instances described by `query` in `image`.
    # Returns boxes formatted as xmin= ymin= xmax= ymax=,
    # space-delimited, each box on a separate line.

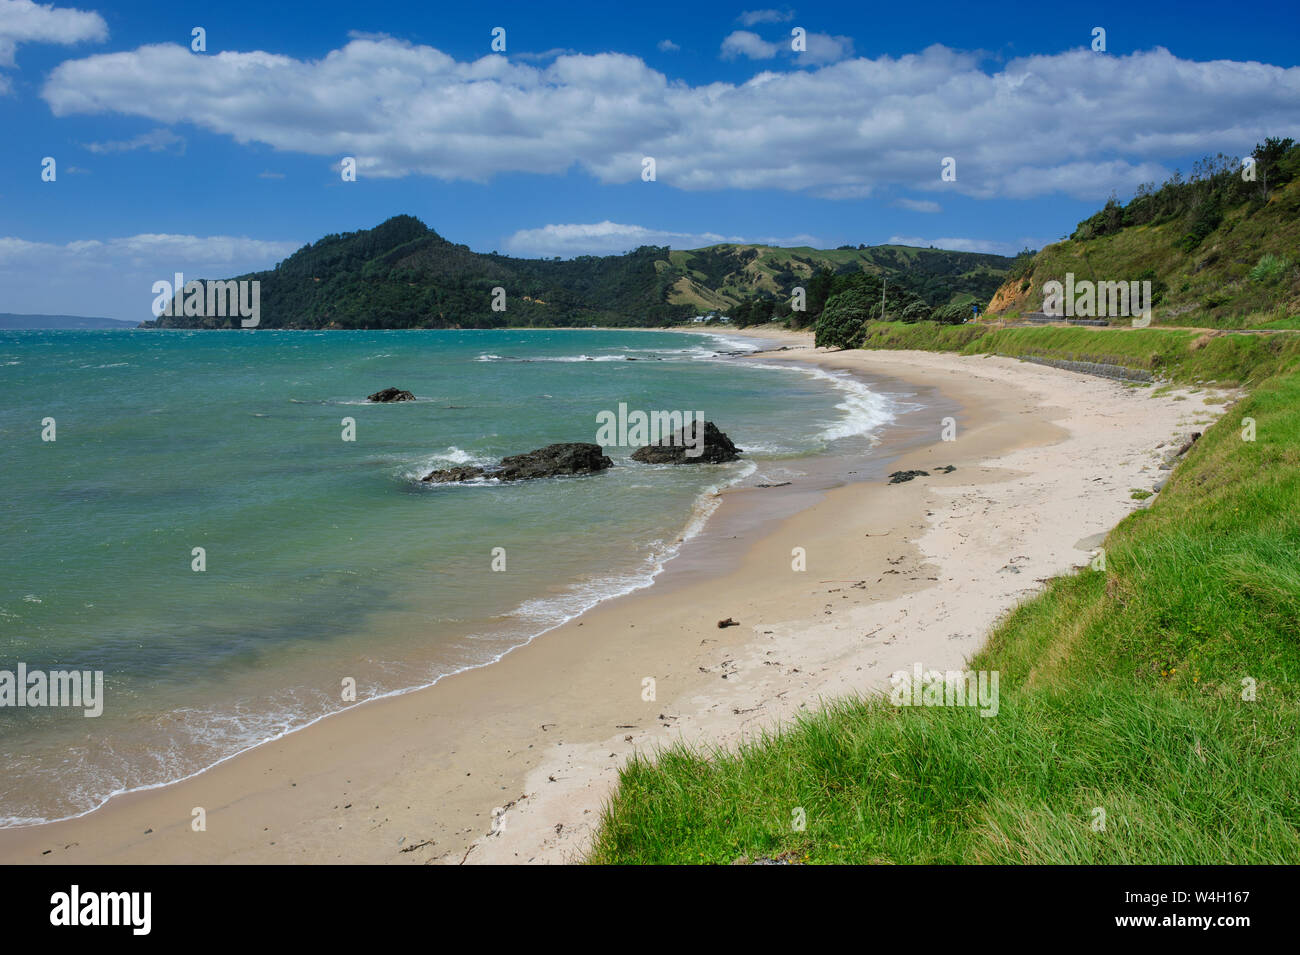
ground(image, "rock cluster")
xmin=420 ymin=424 xmax=744 ymax=484
xmin=889 ymin=465 xmax=956 ymax=484
xmin=422 ymin=443 xmax=613 ymax=483
xmin=888 ymin=470 xmax=929 ymax=484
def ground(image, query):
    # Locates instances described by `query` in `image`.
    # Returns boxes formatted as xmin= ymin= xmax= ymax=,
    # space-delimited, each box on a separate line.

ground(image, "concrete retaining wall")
xmin=1009 ymin=354 xmax=1155 ymax=382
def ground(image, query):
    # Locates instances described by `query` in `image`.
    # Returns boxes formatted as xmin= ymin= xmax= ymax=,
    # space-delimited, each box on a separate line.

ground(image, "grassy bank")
xmin=856 ymin=321 xmax=1300 ymax=387
xmin=589 ymin=332 xmax=1300 ymax=864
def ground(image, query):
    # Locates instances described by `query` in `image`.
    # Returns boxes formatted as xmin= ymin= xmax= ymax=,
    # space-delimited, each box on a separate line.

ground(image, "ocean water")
xmin=0 ymin=328 xmax=900 ymax=824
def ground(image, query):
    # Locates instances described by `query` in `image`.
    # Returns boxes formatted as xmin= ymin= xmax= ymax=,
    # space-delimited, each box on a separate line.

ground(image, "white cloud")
xmin=512 ymin=47 xmax=577 ymax=62
xmin=504 ymin=221 xmax=822 ymax=257
xmin=657 ymin=39 xmax=680 ymax=53
xmin=798 ymin=32 xmax=854 ymax=66
xmin=893 ymin=198 xmax=942 ymax=213
xmin=738 ymin=9 xmax=795 ymax=26
xmin=0 ymin=0 xmax=105 ymax=67
xmin=0 ymin=233 xmax=300 ymax=319
xmin=40 ymin=38 xmax=1300 ymax=201
xmin=887 ymin=235 xmax=1015 ymax=255
xmin=720 ymin=30 xmax=779 ymax=60
xmin=82 ymin=127 xmax=185 ymax=154
xmin=993 ymin=160 xmax=1171 ymax=200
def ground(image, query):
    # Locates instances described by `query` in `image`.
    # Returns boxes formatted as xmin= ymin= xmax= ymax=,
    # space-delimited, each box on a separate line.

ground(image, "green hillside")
xmin=147 ymin=215 xmax=689 ymax=329
xmin=661 ymin=243 xmax=1010 ymax=314
xmin=988 ymin=138 xmax=1300 ymax=329
xmin=144 ymin=215 xmax=1013 ymax=330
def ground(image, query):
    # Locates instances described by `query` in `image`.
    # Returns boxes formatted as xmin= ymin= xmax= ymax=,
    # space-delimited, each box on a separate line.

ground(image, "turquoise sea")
xmin=0 ymin=328 xmax=903 ymax=824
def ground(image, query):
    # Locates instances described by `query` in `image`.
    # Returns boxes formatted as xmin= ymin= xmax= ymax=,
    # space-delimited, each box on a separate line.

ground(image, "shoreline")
xmin=0 ymin=325 xmax=872 ymax=832
xmin=0 ymin=327 xmax=1225 ymax=864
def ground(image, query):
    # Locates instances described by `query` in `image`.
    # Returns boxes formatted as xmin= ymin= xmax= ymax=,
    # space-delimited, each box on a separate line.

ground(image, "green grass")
xmin=588 ymin=342 xmax=1300 ymax=865
xmin=855 ymin=322 xmax=1300 ymax=387
xmin=1255 ymin=314 xmax=1300 ymax=330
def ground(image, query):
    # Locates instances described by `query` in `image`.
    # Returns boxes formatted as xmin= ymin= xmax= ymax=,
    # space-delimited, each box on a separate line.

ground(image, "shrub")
xmin=1249 ymin=254 xmax=1290 ymax=284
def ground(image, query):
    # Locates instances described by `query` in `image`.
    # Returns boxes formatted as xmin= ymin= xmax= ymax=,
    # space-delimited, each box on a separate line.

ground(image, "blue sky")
xmin=2 ymin=0 xmax=1298 ymax=319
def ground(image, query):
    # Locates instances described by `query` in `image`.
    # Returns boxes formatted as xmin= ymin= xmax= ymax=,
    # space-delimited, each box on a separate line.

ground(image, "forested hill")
xmin=143 ymin=214 xmax=1014 ymax=329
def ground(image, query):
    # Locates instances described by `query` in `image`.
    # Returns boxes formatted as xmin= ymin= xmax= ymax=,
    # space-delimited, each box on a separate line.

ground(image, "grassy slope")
xmin=858 ymin=322 xmax=1300 ymax=387
xmin=988 ymin=179 xmax=1300 ymax=328
xmin=589 ymin=329 xmax=1300 ymax=864
xmin=663 ymin=244 xmax=1009 ymax=311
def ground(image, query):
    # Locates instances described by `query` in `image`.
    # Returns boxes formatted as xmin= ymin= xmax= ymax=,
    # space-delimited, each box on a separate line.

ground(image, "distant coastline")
xmin=0 ymin=313 xmax=138 ymax=330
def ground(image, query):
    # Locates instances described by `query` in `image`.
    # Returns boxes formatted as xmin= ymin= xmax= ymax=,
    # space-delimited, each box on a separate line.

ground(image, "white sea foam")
xmin=478 ymin=348 xmax=712 ymax=364
xmin=500 ymin=459 xmax=754 ymax=633
xmin=400 ymin=446 xmax=497 ymax=481
xmin=739 ymin=359 xmax=897 ymax=443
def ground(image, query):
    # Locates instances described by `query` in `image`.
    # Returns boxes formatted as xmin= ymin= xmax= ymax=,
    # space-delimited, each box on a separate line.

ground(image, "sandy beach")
xmin=0 ymin=327 xmax=1228 ymax=865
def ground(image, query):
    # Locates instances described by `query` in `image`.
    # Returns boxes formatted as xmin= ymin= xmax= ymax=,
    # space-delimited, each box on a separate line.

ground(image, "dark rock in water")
xmin=888 ymin=470 xmax=929 ymax=484
xmin=495 ymin=443 xmax=613 ymax=481
xmin=935 ymin=465 xmax=957 ymax=474
xmin=421 ymin=465 xmax=486 ymax=484
xmin=368 ymin=387 xmax=415 ymax=402
xmin=421 ymin=442 xmax=612 ymax=484
xmin=631 ymin=421 xmax=742 ymax=464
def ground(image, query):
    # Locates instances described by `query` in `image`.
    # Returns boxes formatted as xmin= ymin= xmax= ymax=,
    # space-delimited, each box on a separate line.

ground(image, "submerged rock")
xmin=368 ymin=387 xmax=415 ymax=402
xmin=421 ymin=442 xmax=613 ymax=484
xmin=630 ymin=421 xmax=742 ymax=464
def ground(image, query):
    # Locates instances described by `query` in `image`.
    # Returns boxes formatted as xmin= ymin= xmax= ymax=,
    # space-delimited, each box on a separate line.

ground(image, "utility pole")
xmin=881 ymin=277 xmax=886 ymax=321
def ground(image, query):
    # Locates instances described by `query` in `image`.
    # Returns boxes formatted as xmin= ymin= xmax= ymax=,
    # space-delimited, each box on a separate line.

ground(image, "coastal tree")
xmin=929 ymin=302 xmax=971 ymax=325
xmin=814 ymin=287 xmax=874 ymax=348
xmin=730 ymin=296 xmax=776 ymax=328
